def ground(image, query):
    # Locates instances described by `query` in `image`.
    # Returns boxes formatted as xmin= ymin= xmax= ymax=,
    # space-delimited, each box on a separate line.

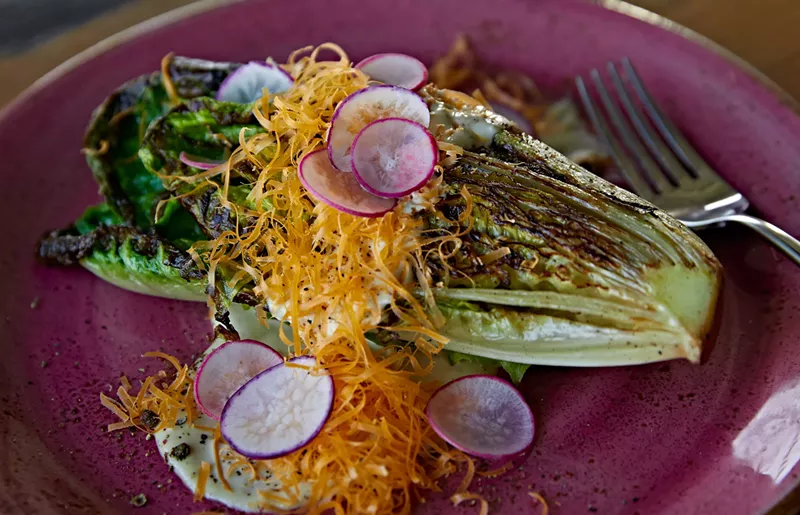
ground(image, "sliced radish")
xmin=425 ymin=375 xmax=534 ymax=459
xmin=351 ymin=118 xmax=437 ymax=198
xmin=327 ymin=85 xmax=430 ymax=172
xmin=220 ymin=356 xmax=334 ymax=459
xmin=217 ymin=62 xmax=294 ymax=103
xmin=179 ymin=151 xmax=225 ymax=170
xmin=355 ymin=53 xmax=428 ymax=91
xmin=193 ymin=340 xmax=283 ymax=420
xmin=298 ymin=149 xmax=396 ymax=217
xmin=490 ymin=103 xmax=535 ymax=135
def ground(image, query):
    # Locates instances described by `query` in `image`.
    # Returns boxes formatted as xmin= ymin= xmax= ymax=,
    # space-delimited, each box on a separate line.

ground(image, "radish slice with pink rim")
xmin=425 ymin=375 xmax=535 ymax=459
xmin=351 ymin=118 xmax=437 ymax=198
xmin=299 ymin=149 xmax=396 ymax=217
xmin=216 ymin=62 xmax=294 ymax=103
xmin=355 ymin=53 xmax=428 ymax=91
xmin=327 ymin=85 xmax=430 ymax=172
xmin=220 ymin=356 xmax=334 ymax=459
xmin=193 ymin=340 xmax=283 ymax=420
xmin=179 ymin=151 xmax=225 ymax=170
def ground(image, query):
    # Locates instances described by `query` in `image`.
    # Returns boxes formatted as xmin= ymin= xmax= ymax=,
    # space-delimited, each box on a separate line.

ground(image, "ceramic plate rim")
xmin=2 ymin=1 xmax=797 ymax=513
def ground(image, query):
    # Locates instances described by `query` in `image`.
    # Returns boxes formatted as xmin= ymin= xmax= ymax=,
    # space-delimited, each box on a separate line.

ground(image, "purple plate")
xmin=1 ymin=0 xmax=799 ymax=513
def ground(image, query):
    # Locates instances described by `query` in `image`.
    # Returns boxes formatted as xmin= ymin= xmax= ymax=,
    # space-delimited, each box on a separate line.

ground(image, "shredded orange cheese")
xmin=172 ymin=43 xmax=482 ymax=514
xmin=81 ymin=139 xmax=109 ymax=157
xmin=451 ymin=492 xmax=489 ymax=515
xmin=478 ymin=247 xmax=510 ymax=266
xmin=160 ymin=52 xmax=180 ymax=106
xmin=195 ymin=461 xmax=212 ymax=502
xmin=529 ymin=491 xmax=549 ymax=515
xmin=100 ymin=352 xmax=194 ymax=432
xmin=477 ymin=461 xmax=514 ymax=478
xmin=213 ymin=427 xmax=232 ymax=492
xmin=102 ymin=42 xmax=502 ymax=514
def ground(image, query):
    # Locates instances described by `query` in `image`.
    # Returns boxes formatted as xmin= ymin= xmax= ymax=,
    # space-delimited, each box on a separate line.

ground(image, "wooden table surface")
xmin=0 ymin=0 xmax=798 ymax=513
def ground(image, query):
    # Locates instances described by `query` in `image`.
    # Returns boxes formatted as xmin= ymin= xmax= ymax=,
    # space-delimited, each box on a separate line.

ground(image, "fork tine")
xmin=621 ymin=58 xmax=716 ymax=180
xmin=575 ymin=75 xmax=651 ymax=197
xmin=606 ymin=62 xmax=682 ymax=186
xmin=589 ymin=69 xmax=674 ymax=195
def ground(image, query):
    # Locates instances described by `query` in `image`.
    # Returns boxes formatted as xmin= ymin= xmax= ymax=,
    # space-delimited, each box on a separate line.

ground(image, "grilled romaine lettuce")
xmin=84 ymin=56 xmax=239 ymax=233
xmin=409 ymin=89 xmax=722 ymax=366
xmin=38 ymin=76 xmax=721 ymax=369
xmin=37 ymin=57 xmax=244 ymax=294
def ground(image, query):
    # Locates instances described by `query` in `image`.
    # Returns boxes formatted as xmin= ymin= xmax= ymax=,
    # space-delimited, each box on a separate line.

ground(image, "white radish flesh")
xmin=193 ymin=340 xmax=283 ymax=420
xmin=217 ymin=62 xmax=294 ymax=103
xmin=179 ymin=151 xmax=225 ymax=170
xmin=426 ymin=375 xmax=534 ymax=459
xmin=351 ymin=118 xmax=437 ymax=198
xmin=355 ymin=53 xmax=428 ymax=91
xmin=327 ymin=85 xmax=430 ymax=172
xmin=298 ymin=149 xmax=396 ymax=217
xmin=220 ymin=356 xmax=334 ymax=459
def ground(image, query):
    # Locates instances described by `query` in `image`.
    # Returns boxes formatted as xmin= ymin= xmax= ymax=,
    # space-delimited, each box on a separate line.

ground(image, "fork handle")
xmin=687 ymin=214 xmax=800 ymax=267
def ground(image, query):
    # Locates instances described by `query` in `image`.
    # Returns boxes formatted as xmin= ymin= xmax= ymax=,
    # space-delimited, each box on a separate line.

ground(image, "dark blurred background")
xmin=0 ymin=0 xmax=131 ymax=54
xmin=0 ymin=0 xmax=798 ymax=107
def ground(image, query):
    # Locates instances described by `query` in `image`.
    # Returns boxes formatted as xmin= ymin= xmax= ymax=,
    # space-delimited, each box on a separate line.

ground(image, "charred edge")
xmin=211 ymin=293 xmax=240 ymax=341
xmin=178 ymin=188 xmax=239 ymax=240
xmin=168 ymin=56 xmax=240 ymax=99
xmin=232 ymin=290 xmax=259 ymax=307
xmin=490 ymin=136 xmax=659 ymax=216
xmin=437 ymin=167 xmax=635 ymax=272
xmin=35 ymin=225 xmax=204 ymax=282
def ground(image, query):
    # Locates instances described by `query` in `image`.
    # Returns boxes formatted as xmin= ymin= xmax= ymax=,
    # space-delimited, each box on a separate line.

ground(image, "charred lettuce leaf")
xmin=37 ymin=57 xmax=244 ymax=295
xmin=83 ymin=57 xmax=239 ymax=235
xmin=37 ymin=224 xmax=206 ymax=301
xmin=418 ymin=126 xmax=722 ymax=366
xmin=138 ymin=97 xmax=265 ymax=237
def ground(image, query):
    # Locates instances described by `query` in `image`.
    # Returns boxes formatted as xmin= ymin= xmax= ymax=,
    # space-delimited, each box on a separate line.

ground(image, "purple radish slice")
xmin=298 ymin=149 xmax=396 ymax=217
xmin=220 ymin=356 xmax=334 ymax=459
xmin=179 ymin=151 xmax=225 ymax=170
xmin=490 ymin=103 xmax=535 ymax=135
xmin=217 ymin=62 xmax=294 ymax=103
xmin=425 ymin=374 xmax=534 ymax=459
xmin=327 ymin=85 xmax=430 ymax=172
xmin=193 ymin=340 xmax=283 ymax=420
xmin=351 ymin=118 xmax=437 ymax=198
xmin=355 ymin=53 xmax=428 ymax=91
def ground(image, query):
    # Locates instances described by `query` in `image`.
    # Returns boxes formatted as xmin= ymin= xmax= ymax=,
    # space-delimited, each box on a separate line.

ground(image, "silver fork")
xmin=575 ymin=58 xmax=800 ymax=266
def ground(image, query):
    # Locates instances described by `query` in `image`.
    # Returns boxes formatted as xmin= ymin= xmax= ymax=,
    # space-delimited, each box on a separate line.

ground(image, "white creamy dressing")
xmin=429 ymin=101 xmax=501 ymax=150
xmin=265 ymin=287 xmax=393 ymax=338
xmin=155 ymin=314 xmax=311 ymax=513
xmin=155 ymin=410 xmax=311 ymax=513
xmin=156 ymin=305 xmax=490 ymax=511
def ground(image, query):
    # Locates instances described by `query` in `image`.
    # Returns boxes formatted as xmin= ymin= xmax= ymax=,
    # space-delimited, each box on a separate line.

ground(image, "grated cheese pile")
xmin=101 ymin=352 xmax=195 ymax=432
xmin=99 ymin=43 xmax=490 ymax=514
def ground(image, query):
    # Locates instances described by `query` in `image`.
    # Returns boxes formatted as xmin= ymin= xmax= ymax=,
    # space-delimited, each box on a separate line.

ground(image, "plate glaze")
xmin=1 ymin=0 xmax=799 ymax=513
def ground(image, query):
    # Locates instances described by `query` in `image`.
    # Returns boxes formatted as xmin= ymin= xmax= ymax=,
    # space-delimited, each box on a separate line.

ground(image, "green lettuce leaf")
xmin=37 ymin=225 xmax=206 ymax=301
xmin=83 ymin=57 xmax=240 ymax=237
xmin=447 ymin=350 xmax=530 ymax=384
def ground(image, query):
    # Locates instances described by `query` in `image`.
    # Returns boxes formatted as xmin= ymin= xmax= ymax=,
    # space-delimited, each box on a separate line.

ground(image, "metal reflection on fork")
xmin=575 ymin=58 xmax=800 ymax=267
